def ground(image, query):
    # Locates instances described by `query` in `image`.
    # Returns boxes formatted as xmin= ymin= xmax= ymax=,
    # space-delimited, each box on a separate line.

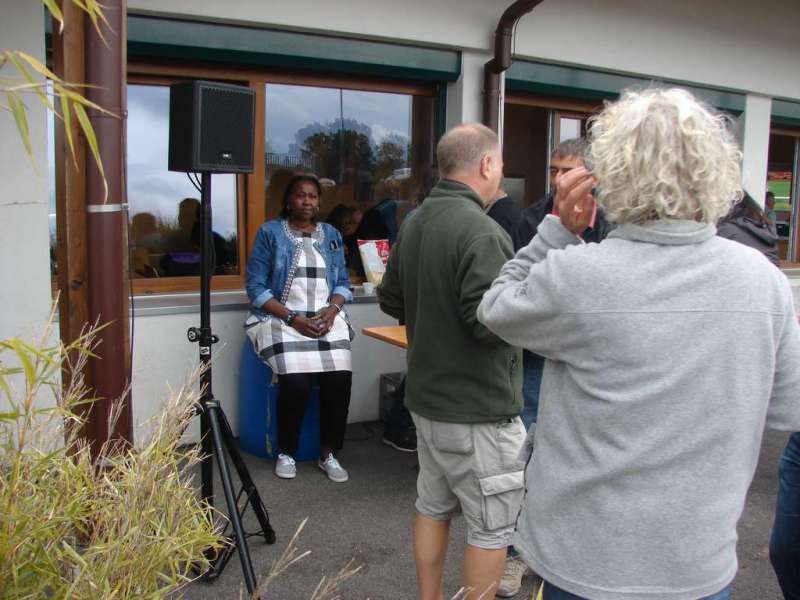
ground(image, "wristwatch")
xmin=283 ymin=310 xmax=297 ymax=327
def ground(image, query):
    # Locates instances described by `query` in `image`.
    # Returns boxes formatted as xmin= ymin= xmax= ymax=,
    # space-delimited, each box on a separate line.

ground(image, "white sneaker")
xmin=275 ymin=453 xmax=296 ymax=479
xmin=318 ymin=453 xmax=349 ymax=482
xmin=496 ymin=555 xmax=529 ymax=597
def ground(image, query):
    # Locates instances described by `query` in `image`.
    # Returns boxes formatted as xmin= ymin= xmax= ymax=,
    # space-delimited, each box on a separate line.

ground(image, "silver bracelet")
xmin=328 ymin=303 xmax=342 ymax=312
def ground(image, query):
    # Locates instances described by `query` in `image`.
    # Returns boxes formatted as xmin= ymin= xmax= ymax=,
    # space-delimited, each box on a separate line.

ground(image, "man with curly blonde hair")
xmin=477 ymin=88 xmax=800 ymax=600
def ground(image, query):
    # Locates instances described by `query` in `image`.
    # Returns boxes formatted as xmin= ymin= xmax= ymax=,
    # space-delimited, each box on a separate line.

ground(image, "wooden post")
xmin=84 ymin=0 xmax=132 ymax=451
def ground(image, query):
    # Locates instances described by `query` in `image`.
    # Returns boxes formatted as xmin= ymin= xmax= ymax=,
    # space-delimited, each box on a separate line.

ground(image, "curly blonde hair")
xmin=588 ymin=87 xmax=742 ymax=224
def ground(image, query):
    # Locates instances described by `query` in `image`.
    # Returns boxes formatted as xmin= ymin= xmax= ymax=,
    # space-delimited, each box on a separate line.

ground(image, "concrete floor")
xmin=182 ymin=425 xmax=791 ymax=600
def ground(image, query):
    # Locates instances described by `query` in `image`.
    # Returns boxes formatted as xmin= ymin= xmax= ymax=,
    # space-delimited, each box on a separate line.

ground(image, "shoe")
xmin=381 ymin=428 xmax=417 ymax=453
xmin=496 ymin=555 xmax=529 ymax=598
xmin=274 ymin=453 xmax=296 ymax=479
xmin=318 ymin=453 xmax=349 ymax=482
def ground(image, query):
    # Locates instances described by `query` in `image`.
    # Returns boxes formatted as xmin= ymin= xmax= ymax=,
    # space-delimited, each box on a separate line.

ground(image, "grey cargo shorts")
xmin=411 ymin=411 xmax=526 ymax=549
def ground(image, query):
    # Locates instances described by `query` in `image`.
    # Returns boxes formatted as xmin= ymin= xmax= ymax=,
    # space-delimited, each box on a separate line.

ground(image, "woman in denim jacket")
xmin=245 ymin=174 xmax=354 ymax=483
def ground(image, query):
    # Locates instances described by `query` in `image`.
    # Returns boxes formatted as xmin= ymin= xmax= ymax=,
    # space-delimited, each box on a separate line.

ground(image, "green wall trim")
xmin=435 ymin=84 xmax=448 ymax=141
xmin=507 ymin=60 xmax=746 ymax=113
xmin=772 ymin=99 xmax=800 ymax=128
xmin=127 ymin=15 xmax=461 ymax=83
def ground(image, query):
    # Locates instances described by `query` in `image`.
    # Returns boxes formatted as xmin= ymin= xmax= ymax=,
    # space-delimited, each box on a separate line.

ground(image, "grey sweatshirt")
xmin=477 ymin=215 xmax=800 ymax=600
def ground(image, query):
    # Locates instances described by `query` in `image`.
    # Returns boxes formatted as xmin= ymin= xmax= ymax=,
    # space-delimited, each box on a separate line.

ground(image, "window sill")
xmin=132 ymin=287 xmax=379 ymax=317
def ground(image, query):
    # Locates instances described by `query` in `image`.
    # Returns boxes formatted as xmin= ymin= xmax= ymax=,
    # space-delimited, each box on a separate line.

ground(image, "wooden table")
xmin=362 ymin=325 xmax=408 ymax=349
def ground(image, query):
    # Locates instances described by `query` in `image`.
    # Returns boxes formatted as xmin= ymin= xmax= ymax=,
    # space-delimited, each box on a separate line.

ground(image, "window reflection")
xmin=47 ymin=92 xmax=56 ymax=278
xmin=264 ymin=83 xmax=436 ymax=277
xmin=767 ymin=132 xmax=799 ymax=261
xmin=127 ymin=84 xmax=238 ymax=278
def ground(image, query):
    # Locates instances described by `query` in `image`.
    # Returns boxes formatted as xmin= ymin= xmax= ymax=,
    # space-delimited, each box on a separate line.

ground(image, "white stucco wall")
xmin=127 ymin=0 xmax=800 ymax=102
xmin=131 ymin=300 xmax=405 ymax=444
xmin=739 ymin=95 xmax=773 ymax=203
xmin=0 ymin=1 xmax=52 ymax=344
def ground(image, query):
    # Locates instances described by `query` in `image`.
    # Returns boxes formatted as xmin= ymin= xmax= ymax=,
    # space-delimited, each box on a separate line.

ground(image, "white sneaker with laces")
xmin=275 ymin=453 xmax=296 ymax=479
xmin=496 ymin=555 xmax=530 ymax=597
xmin=318 ymin=453 xmax=349 ymax=482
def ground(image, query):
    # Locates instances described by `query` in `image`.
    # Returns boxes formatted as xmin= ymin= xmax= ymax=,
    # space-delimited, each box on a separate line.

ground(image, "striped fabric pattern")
xmin=250 ymin=224 xmax=352 ymax=375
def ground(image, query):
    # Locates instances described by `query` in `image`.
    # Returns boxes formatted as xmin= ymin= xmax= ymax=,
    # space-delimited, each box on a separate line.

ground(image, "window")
xmin=127 ymin=83 xmax=241 ymax=287
xmin=49 ymin=61 xmax=441 ymax=294
xmin=503 ymin=95 xmax=600 ymax=208
xmin=264 ymin=83 xmax=436 ymax=250
xmin=767 ymin=130 xmax=800 ymax=262
xmin=261 ymin=82 xmax=437 ymax=281
xmin=554 ymin=112 xmax=589 ymax=145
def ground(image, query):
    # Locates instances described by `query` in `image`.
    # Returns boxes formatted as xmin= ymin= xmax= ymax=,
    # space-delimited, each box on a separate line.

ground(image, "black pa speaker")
xmin=168 ymin=80 xmax=255 ymax=174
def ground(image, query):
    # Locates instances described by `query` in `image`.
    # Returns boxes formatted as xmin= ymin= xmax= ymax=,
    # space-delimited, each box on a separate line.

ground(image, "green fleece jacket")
xmin=377 ymin=179 xmax=522 ymax=423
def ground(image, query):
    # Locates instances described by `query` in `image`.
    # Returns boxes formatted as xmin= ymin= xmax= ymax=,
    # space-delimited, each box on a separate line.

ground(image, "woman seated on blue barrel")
xmin=245 ymin=174 xmax=353 ymax=483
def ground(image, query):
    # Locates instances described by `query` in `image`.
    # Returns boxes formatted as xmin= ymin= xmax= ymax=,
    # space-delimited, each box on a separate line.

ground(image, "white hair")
xmin=436 ymin=123 xmax=499 ymax=177
xmin=588 ymin=87 xmax=742 ymax=224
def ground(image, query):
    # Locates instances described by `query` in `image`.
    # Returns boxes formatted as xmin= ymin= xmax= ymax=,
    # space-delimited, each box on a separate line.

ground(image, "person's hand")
xmin=313 ymin=305 xmax=339 ymax=333
xmin=292 ymin=315 xmax=324 ymax=338
xmin=554 ymin=166 xmax=597 ymax=235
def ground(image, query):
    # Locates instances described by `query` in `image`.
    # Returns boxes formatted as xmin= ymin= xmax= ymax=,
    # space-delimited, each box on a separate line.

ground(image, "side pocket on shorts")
xmin=431 ymin=422 xmax=474 ymax=455
xmin=478 ymin=469 xmax=525 ymax=531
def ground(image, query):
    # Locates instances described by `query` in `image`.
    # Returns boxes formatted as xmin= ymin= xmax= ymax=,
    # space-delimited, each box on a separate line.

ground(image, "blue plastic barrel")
xmin=238 ymin=339 xmax=321 ymax=461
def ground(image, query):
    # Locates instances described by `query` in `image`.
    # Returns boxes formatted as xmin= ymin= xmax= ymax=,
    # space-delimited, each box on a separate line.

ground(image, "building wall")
xmin=132 ymin=301 xmax=405 ymax=444
xmin=4 ymin=0 xmax=799 ymax=443
xmin=0 ymin=3 xmax=53 ymax=343
xmin=127 ymin=0 xmax=800 ymax=101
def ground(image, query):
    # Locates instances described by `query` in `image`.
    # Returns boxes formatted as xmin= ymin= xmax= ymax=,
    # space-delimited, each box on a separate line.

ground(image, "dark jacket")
xmin=512 ymin=193 xmax=612 ymax=251
xmin=487 ymin=196 xmax=522 ymax=238
xmin=377 ymin=179 xmax=522 ymax=423
xmin=717 ymin=216 xmax=780 ymax=267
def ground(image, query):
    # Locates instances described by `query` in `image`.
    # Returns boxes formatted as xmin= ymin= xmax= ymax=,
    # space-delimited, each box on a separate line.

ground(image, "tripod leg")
xmin=218 ymin=408 xmax=277 ymax=544
xmin=206 ymin=400 xmax=259 ymax=594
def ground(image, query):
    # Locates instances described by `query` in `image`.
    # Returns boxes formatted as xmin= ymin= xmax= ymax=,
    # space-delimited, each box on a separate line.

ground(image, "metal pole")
xmin=199 ymin=172 xmax=214 ymax=503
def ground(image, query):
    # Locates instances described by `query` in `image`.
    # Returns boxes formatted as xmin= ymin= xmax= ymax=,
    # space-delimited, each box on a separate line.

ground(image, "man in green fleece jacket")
xmin=378 ymin=123 xmax=524 ymax=600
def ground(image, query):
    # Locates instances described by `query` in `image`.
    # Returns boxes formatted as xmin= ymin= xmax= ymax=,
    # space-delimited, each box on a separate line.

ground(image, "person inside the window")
xmin=325 ymin=204 xmax=362 ymax=269
xmin=245 ymin=174 xmax=354 ymax=483
xmin=159 ymin=198 xmax=231 ymax=276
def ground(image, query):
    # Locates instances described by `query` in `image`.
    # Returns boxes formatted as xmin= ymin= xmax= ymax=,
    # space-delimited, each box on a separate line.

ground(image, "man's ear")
xmin=479 ymin=154 xmax=491 ymax=180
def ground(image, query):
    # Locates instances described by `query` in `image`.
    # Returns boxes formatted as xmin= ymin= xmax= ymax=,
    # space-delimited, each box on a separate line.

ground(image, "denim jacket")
xmin=245 ymin=220 xmax=352 ymax=318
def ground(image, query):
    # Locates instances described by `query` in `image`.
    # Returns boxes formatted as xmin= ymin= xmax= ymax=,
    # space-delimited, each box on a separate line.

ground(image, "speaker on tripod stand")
xmin=168 ymin=79 xmax=276 ymax=595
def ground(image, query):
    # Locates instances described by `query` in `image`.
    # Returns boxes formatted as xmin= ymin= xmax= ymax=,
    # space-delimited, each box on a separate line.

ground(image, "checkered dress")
xmin=252 ymin=223 xmax=352 ymax=375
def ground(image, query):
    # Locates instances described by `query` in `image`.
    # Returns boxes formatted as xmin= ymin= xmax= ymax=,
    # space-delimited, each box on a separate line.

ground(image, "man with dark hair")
xmin=378 ymin=122 xmax=524 ymax=600
xmin=513 ymin=138 xmax=609 ymax=251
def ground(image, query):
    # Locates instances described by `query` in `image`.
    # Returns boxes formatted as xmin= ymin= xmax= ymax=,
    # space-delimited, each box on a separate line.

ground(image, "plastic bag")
xmin=357 ymin=239 xmax=390 ymax=285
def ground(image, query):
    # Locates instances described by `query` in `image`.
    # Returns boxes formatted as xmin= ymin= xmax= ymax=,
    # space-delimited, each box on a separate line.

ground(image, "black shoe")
xmin=381 ymin=429 xmax=417 ymax=453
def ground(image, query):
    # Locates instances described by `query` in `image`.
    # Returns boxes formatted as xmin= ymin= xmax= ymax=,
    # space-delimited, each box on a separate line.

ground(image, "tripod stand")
xmin=187 ymin=171 xmax=276 ymax=594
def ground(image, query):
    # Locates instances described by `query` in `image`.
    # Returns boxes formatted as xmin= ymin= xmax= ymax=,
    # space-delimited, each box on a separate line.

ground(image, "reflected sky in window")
xmin=127 ymin=85 xmax=237 ymax=238
xmin=265 ymin=84 xmax=412 ymax=154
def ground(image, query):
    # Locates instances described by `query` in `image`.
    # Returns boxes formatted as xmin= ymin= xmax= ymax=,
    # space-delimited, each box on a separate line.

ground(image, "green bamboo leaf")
xmin=6 ymin=92 xmax=32 ymax=156
xmin=73 ymin=102 xmax=108 ymax=201
xmin=16 ymin=51 xmax=60 ymax=82
xmin=6 ymin=52 xmax=35 ymax=85
xmin=58 ymin=88 xmax=116 ymax=117
xmin=0 ymin=375 xmax=14 ymax=401
xmin=7 ymin=339 xmax=36 ymax=389
xmin=42 ymin=0 xmax=65 ymax=30
xmin=59 ymin=93 xmax=76 ymax=166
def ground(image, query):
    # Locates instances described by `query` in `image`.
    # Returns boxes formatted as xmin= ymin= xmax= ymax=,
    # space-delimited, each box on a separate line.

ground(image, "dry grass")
xmin=0 ymin=317 xmax=223 ymax=599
